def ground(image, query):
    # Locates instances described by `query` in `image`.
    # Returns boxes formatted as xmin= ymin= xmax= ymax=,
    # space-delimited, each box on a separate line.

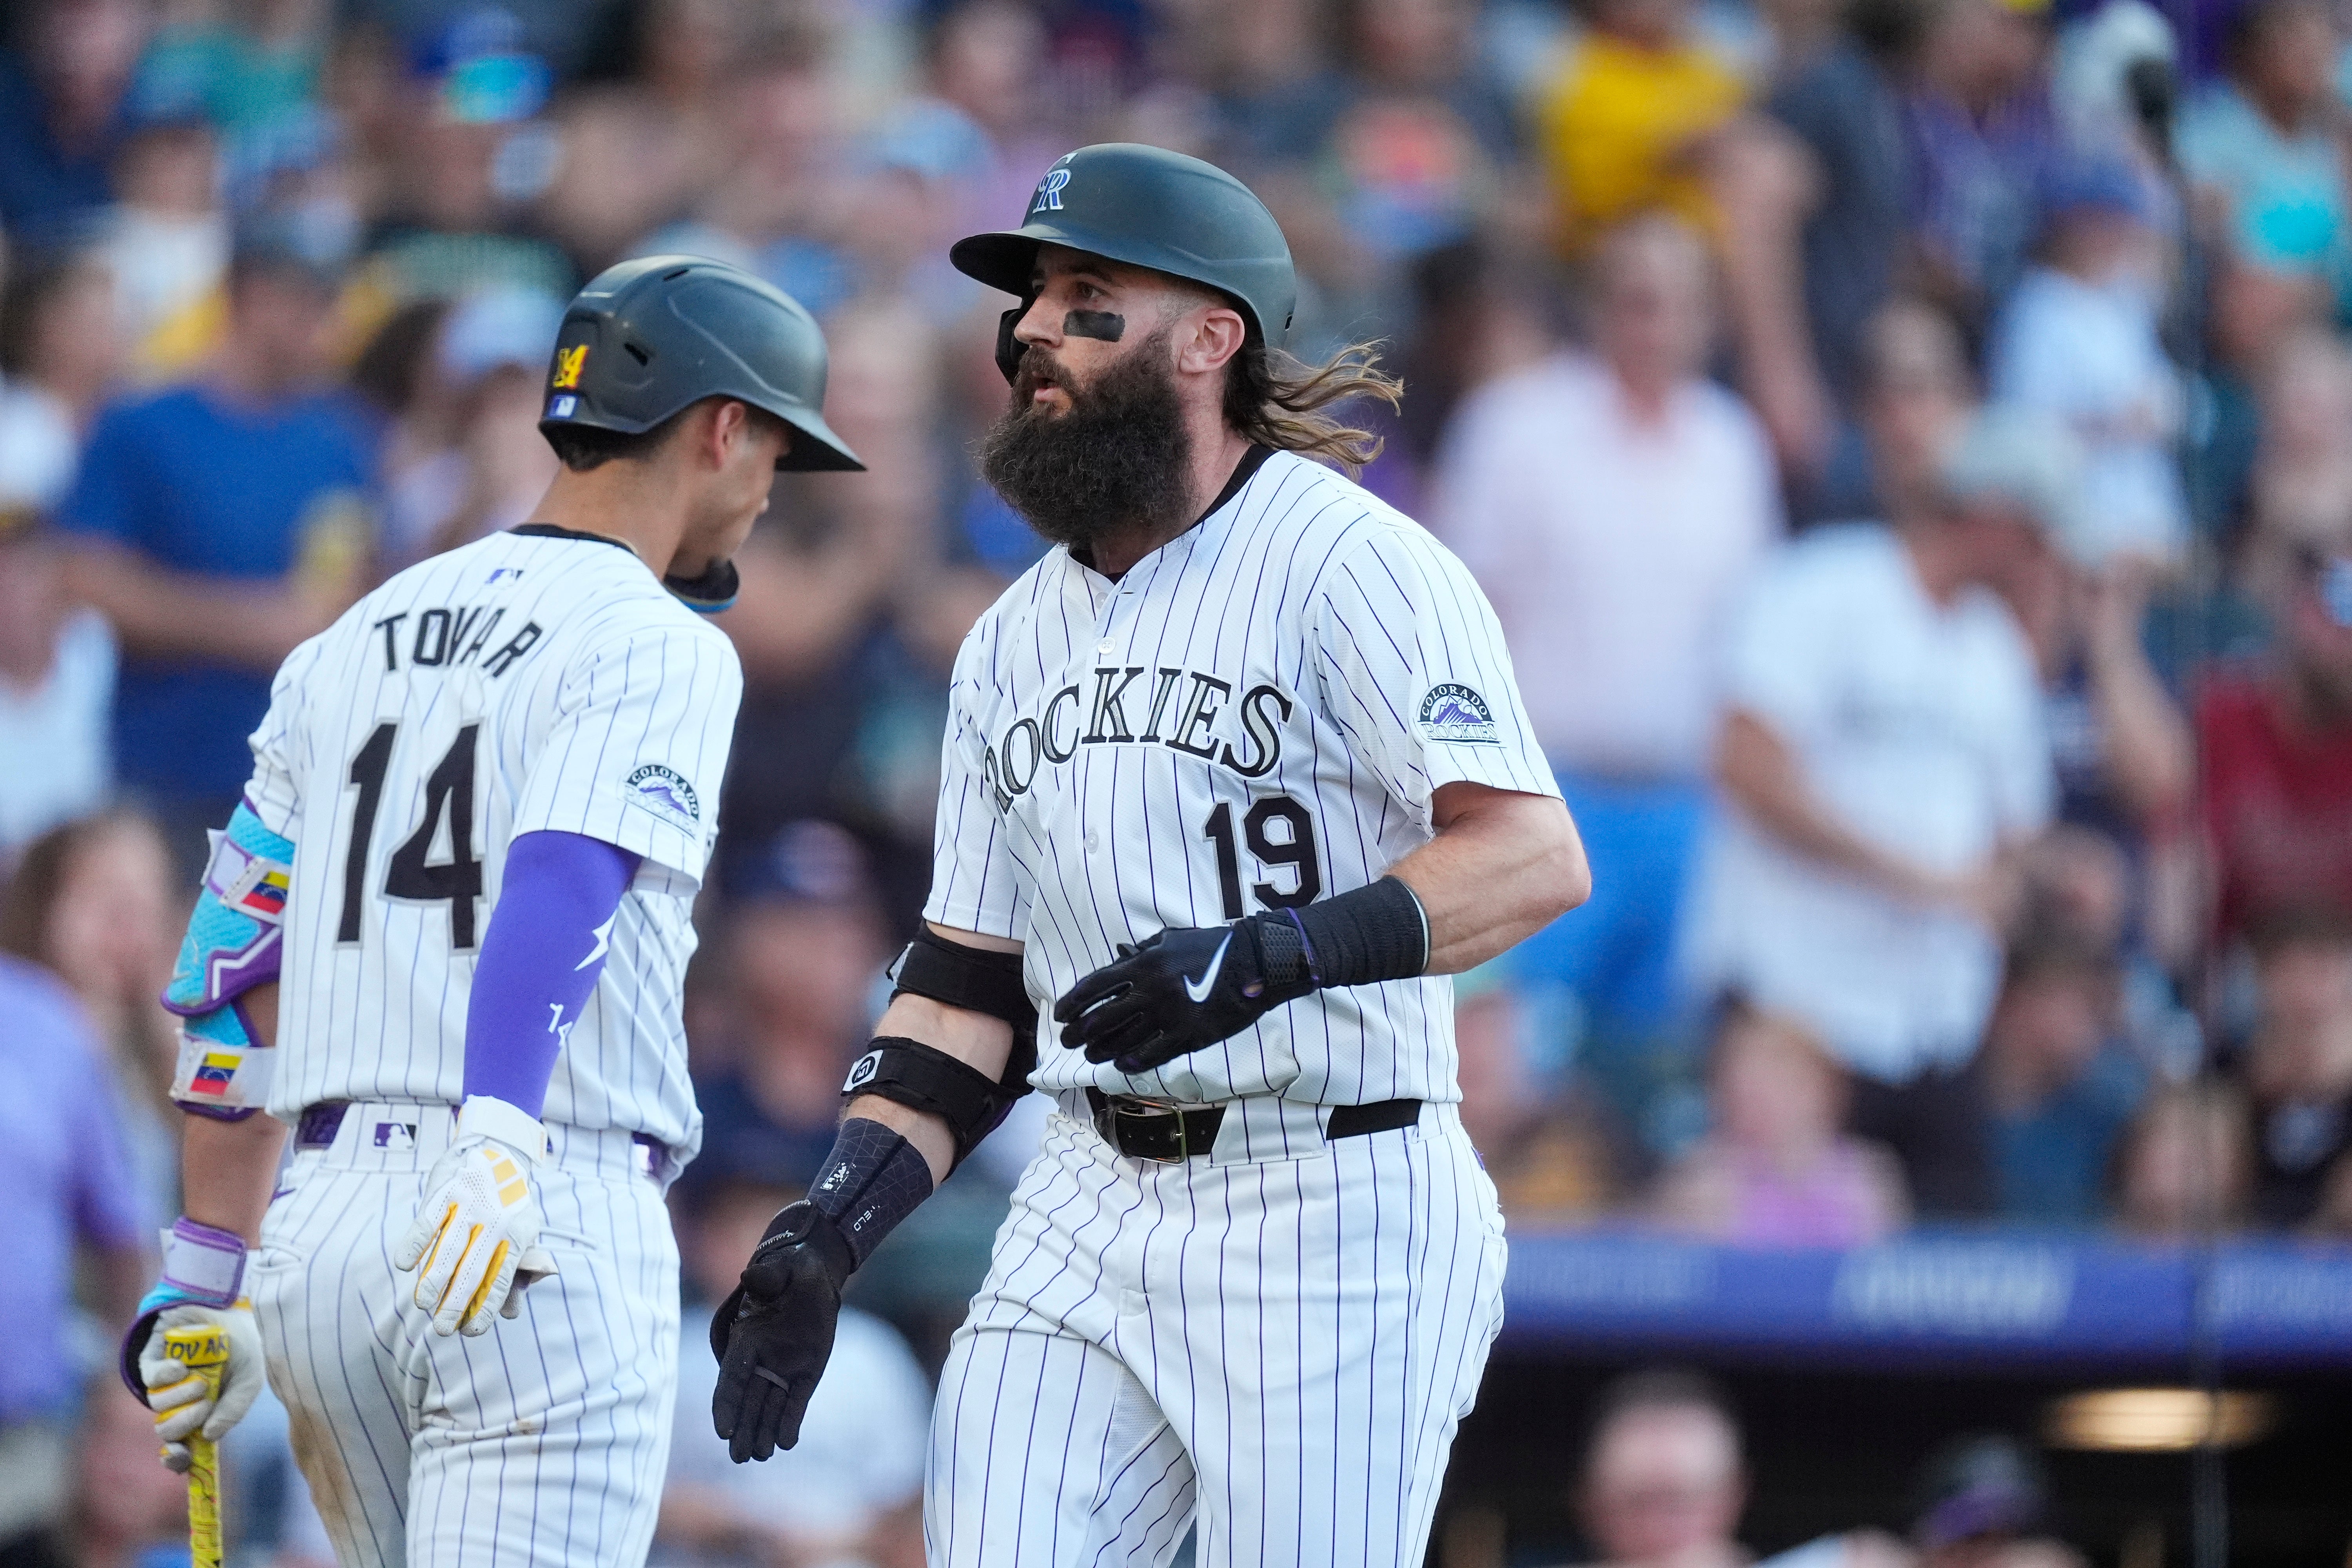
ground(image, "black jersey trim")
xmin=511 ymin=522 xmax=636 ymax=554
xmin=1073 ymin=444 xmax=1274 ymax=578
xmin=1200 ymin=443 xmax=1275 ymax=525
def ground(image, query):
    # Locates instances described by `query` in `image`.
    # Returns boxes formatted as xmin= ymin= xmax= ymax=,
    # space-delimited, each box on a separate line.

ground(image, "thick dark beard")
xmin=978 ymin=328 xmax=1194 ymax=553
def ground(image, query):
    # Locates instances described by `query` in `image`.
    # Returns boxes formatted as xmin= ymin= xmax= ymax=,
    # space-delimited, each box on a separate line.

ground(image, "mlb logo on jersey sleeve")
xmin=1418 ymin=683 xmax=1499 ymax=744
xmin=625 ymin=764 xmax=701 ymax=832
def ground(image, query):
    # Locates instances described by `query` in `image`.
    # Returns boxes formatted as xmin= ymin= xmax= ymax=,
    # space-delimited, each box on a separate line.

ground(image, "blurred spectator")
xmin=0 ymin=954 xmax=147 ymax=1566
xmin=1534 ymin=0 xmax=1746 ymax=256
xmin=720 ymin=304 xmax=1000 ymax=890
xmin=2190 ymin=253 xmax=2330 ymax=550
xmin=2002 ymin=544 xmax=2192 ymax=872
xmin=1908 ymin=1436 xmax=2083 ymax=1568
xmin=535 ymin=0 xmax=741 ymax=277
xmin=0 ymin=809 xmax=184 ymax=1221
xmin=74 ymin=1370 xmax=194 ymax=1568
xmin=1688 ymin=409 xmax=2065 ymax=1217
xmin=2177 ymin=0 xmax=2348 ymax=310
xmin=1293 ymin=0 xmax=1516 ymax=275
xmin=1652 ymin=1001 xmax=1910 ymax=1247
xmin=659 ymin=1172 xmax=929 ymax=1568
xmin=1904 ymin=0 xmax=2060 ymax=323
xmin=690 ymin=821 xmax=891 ymax=1198
xmin=1987 ymin=154 xmax=2186 ymax=569
xmin=128 ymin=0 xmax=333 ymax=200
xmin=1565 ymin=1368 xmax=1747 ymax=1568
xmin=0 ymin=243 xmax=123 ymax=501
xmin=0 ymin=250 xmax=123 ymax=847
xmin=2242 ymin=328 xmax=2352 ymax=593
xmin=353 ymin=9 xmax=572 ymax=305
xmin=2114 ymin=1077 xmax=2256 ymax=1237
xmin=1819 ymin=296 xmax=1978 ymax=525
xmin=407 ymin=285 xmax=564 ymax=563
xmin=1381 ymin=238 xmax=1561 ymax=499
xmin=54 ymin=216 xmax=375 ymax=864
xmin=920 ymin=0 xmax=1067 ymax=240
xmin=1456 ymin=963 xmax=1617 ymax=1220
xmin=1756 ymin=0 xmax=1909 ymax=418
xmin=0 ymin=0 xmax=152 ymax=235
xmin=0 ymin=514 xmax=113 ymax=857
xmin=1436 ymin=214 xmax=1777 ymax=1112
xmin=2233 ymin=910 xmax=2352 ymax=1225
xmin=1976 ymin=924 xmax=2144 ymax=1227
xmin=2196 ymin=548 xmax=2352 ymax=947
xmin=94 ymin=117 xmax=229 ymax=381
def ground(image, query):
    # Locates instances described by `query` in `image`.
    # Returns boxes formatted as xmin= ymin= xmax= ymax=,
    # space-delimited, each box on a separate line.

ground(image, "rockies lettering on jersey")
xmin=924 ymin=447 xmax=1559 ymax=1108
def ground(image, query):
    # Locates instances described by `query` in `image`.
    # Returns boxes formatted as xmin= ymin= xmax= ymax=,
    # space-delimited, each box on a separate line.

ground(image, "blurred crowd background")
xmin=6 ymin=0 xmax=2352 ymax=1560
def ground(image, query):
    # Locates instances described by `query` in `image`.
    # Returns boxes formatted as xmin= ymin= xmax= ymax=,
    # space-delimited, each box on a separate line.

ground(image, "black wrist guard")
xmin=1276 ymin=875 xmax=1430 ymax=989
xmin=801 ymin=1118 xmax=931 ymax=1271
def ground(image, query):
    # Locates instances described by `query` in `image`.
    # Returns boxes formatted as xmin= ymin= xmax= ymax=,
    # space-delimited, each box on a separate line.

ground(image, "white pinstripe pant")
xmin=248 ymin=1103 xmax=681 ymax=1568
xmin=927 ymin=1098 xmax=1506 ymax=1568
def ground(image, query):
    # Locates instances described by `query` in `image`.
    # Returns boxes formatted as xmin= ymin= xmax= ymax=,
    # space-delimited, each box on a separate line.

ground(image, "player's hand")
xmin=394 ymin=1096 xmax=558 ymax=1337
xmin=1054 ymin=918 xmax=1316 ymax=1073
xmin=710 ymin=1200 xmax=850 ymax=1463
xmin=127 ymin=1301 xmax=267 ymax=1470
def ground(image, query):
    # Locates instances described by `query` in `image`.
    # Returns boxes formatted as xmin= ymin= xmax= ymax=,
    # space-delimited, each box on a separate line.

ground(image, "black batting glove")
xmin=710 ymin=1201 xmax=851 ymax=1463
xmin=1053 ymin=915 xmax=1318 ymax=1074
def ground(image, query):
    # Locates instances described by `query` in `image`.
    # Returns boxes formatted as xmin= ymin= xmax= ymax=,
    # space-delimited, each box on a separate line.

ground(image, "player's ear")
xmin=1174 ymin=305 xmax=1245 ymax=379
xmin=706 ymin=399 xmax=753 ymax=468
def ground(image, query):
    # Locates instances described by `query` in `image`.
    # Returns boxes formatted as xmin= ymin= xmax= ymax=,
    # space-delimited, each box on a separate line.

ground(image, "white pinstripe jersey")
xmin=243 ymin=527 xmax=742 ymax=1154
xmin=924 ymin=448 xmax=1558 ymax=1107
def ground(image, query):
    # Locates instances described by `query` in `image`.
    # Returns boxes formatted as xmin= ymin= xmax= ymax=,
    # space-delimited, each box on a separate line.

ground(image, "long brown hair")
xmin=1222 ymin=338 xmax=1403 ymax=476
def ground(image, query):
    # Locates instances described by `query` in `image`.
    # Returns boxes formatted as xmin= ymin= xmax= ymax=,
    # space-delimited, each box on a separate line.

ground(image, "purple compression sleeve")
xmin=463 ymin=830 xmax=640 ymax=1117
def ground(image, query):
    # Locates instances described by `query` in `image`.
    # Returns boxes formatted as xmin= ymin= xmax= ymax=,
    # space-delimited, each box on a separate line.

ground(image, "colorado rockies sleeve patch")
xmin=1417 ymin=684 xmax=1499 ymax=744
xmin=624 ymin=764 xmax=701 ymax=831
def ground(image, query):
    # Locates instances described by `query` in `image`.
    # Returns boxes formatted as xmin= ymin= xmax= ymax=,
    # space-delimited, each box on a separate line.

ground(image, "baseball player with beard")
xmin=709 ymin=144 xmax=1592 ymax=1568
xmin=118 ymin=256 xmax=862 ymax=1568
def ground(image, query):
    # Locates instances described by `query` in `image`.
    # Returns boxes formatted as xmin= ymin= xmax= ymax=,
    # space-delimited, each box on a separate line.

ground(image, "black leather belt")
xmin=1085 ymin=1089 xmax=1421 ymax=1163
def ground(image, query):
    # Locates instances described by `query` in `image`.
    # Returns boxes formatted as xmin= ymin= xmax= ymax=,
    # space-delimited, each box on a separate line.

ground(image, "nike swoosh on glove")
xmin=131 ymin=1300 xmax=267 ymax=1472
xmin=1053 ymin=917 xmax=1317 ymax=1074
xmin=711 ymin=1201 xmax=850 ymax=1463
xmin=395 ymin=1096 xmax=558 ymax=1336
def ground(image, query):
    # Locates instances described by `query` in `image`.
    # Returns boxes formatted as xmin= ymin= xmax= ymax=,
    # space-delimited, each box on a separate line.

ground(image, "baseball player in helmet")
xmin=711 ymin=146 xmax=1590 ymax=1568
xmin=122 ymin=256 xmax=856 ymax=1568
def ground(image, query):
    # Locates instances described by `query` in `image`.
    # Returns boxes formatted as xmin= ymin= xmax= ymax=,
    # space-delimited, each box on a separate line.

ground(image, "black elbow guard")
xmin=889 ymin=926 xmax=1038 ymax=1042
xmin=842 ymin=1036 xmax=1030 ymax=1171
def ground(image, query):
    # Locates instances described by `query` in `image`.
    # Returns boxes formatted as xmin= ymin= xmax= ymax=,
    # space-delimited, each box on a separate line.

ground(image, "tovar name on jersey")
xmin=983 ymin=665 xmax=1292 ymax=807
xmin=368 ymin=604 xmax=546 ymax=676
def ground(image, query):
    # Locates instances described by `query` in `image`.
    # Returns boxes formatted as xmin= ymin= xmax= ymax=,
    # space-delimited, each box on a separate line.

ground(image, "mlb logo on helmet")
xmin=551 ymin=344 xmax=589 ymax=389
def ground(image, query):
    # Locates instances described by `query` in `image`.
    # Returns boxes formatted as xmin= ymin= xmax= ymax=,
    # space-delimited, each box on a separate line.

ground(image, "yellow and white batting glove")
xmin=121 ymin=1219 xmax=267 ymax=1470
xmin=395 ymin=1095 xmax=559 ymax=1336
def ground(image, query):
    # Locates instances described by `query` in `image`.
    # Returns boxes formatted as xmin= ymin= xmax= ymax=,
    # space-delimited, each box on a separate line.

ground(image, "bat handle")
xmin=160 ymin=1325 xmax=230 ymax=1568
